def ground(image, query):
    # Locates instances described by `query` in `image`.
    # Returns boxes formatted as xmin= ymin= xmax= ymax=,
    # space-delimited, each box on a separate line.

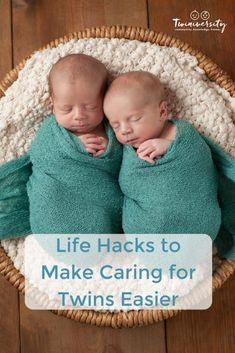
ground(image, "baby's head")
xmin=49 ymin=54 xmax=108 ymax=134
xmin=103 ymin=71 xmax=167 ymax=147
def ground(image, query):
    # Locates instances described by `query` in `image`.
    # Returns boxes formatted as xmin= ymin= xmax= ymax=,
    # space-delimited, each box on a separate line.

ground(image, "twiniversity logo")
xmin=172 ymin=10 xmax=227 ymax=34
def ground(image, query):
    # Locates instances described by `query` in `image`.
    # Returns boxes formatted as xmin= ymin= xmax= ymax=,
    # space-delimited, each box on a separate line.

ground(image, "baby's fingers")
xmin=86 ymin=148 xmax=97 ymax=154
xmin=100 ymin=141 xmax=108 ymax=149
xmin=149 ymin=150 xmax=162 ymax=159
xmin=138 ymin=146 xmax=154 ymax=157
xmin=137 ymin=141 xmax=152 ymax=152
xmin=83 ymin=136 xmax=104 ymax=144
xmin=85 ymin=142 xmax=103 ymax=150
xmin=138 ymin=155 xmax=155 ymax=164
xmin=93 ymin=149 xmax=105 ymax=157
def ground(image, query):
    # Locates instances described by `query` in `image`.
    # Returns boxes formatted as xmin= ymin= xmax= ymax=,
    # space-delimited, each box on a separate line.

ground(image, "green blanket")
xmin=0 ymin=154 xmax=32 ymax=239
xmin=0 ymin=117 xmax=234 ymax=260
xmin=202 ymin=136 xmax=235 ymax=260
xmin=119 ymin=119 xmax=221 ymax=240
xmin=26 ymin=115 xmax=123 ymax=234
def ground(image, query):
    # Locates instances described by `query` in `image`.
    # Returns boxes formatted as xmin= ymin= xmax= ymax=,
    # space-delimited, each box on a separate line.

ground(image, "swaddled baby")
xmin=104 ymin=71 xmax=221 ymax=239
xmin=27 ymin=54 xmax=123 ymax=234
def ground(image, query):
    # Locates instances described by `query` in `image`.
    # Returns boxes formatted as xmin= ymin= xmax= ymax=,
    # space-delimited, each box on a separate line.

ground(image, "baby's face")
xmin=104 ymin=92 xmax=167 ymax=148
xmin=51 ymin=80 xmax=104 ymax=134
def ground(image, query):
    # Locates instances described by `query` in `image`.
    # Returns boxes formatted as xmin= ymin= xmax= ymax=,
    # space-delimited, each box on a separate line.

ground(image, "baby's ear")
xmin=49 ymin=96 xmax=54 ymax=106
xmin=159 ymin=101 xmax=168 ymax=119
xmin=49 ymin=97 xmax=55 ymax=114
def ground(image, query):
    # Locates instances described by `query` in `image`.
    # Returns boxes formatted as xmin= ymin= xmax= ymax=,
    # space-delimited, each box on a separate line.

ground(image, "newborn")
xmin=27 ymin=54 xmax=123 ymax=234
xmin=104 ymin=71 xmax=221 ymax=239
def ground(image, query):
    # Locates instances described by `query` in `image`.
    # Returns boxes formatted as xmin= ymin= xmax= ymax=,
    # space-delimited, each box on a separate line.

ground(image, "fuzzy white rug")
xmin=0 ymin=37 xmax=233 ymax=292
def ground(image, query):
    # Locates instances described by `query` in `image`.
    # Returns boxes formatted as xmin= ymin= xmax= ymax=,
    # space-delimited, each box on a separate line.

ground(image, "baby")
xmin=104 ymin=71 xmax=221 ymax=239
xmin=104 ymin=71 xmax=174 ymax=163
xmin=27 ymin=54 xmax=123 ymax=234
xmin=49 ymin=54 xmax=108 ymax=156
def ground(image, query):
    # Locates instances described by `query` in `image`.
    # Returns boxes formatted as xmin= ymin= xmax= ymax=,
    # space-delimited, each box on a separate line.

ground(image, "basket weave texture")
xmin=0 ymin=25 xmax=235 ymax=328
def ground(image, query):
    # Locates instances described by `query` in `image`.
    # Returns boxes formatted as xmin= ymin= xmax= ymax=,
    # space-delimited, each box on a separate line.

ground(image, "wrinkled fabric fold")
xmin=119 ymin=119 xmax=222 ymax=241
xmin=201 ymin=136 xmax=235 ymax=260
xmin=26 ymin=115 xmax=123 ymax=234
xmin=0 ymin=117 xmax=234 ymax=261
xmin=0 ymin=154 xmax=32 ymax=239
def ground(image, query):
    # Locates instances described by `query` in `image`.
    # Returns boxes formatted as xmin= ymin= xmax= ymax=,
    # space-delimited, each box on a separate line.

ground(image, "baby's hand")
xmin=137 ymin=138 xmax=171 ymax=164
xmin=79 ymin=134 xmax=108 ymax=157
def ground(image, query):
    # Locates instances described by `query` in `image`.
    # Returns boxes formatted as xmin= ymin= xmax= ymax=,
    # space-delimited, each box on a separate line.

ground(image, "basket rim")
xmin=0 ymin=25 xmax=235 ymax=328
xmin=0 ymin=25 xmax=235 ymax=97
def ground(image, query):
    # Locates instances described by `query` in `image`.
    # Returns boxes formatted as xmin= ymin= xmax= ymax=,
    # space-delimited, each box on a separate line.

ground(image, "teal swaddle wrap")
xmin=27 ymin=115 xmax=123 ymax=234
xmin=201 ymin=136 xmax=235 ymax=260
xmin=0 ymin=117 xmax=234 ymax=261
xmin=0 ymin=154 xmax=32 ymax=239
xmin=119 ymin=119 xmax=221 ymax=240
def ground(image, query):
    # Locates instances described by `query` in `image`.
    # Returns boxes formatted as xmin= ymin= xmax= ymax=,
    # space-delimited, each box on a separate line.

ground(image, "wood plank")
xmin=166 ymin=275 xmax=235 ymax=353
xmin=0 ymin=3 xmax=19 ymax=350
xmin=20 ymin=293 xmax=166 ymax=353
xmin=148 ymin=0 xmax=235 ymax=79
xmin=0 ymin=275 xmax=20 ymax=353
xmin=12 ymin=0 xmax=147 ymax=66
xmin=0 ymin=0 xmax=12 ymax=81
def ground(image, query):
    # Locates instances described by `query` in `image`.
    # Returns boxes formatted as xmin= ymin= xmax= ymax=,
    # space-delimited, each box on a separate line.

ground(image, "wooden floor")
xmin=0 ymin=1 xmax=234 ymax=352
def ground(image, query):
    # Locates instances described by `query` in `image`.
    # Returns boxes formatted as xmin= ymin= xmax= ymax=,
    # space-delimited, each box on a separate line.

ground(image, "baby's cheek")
xmin=116 ymin=133 xmax=124 ymax=144
xmin=139 ymin=125 xmax=151 ymax=138
xmin=56 ymin=115 xmax=71 ymax=129
xmin=91 ymin=111 xmax=104 ymax=123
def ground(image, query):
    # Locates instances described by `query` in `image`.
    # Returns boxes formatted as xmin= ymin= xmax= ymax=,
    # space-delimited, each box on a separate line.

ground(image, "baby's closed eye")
xmin=111 ymin=123 xmax=120 ymax=130
xmin=58 ymin=106 xmax=72 ymax=112
xmin=85 ymin=105 xmax=98 ymax=111
xmin=130 ymin=116 xmax=142 ymax=122
xmin=61 ymin=109 xmax=72 ymax=114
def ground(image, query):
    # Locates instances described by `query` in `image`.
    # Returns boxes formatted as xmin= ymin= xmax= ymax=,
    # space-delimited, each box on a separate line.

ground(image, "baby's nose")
xmin=74 ymin=108 xmax=86 ymax=120
xmin=74 ymin=115 xmax=85 ymax=121
xmin=120 ymin=124 xmax=132 ymax=135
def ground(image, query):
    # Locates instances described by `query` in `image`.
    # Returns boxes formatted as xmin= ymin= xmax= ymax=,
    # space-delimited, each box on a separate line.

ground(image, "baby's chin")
xmin=125 ymin=141 xmax=141 ymax=148
xmin=116 ymin=137 xmax=141 ymax=148
xmin=70 ymin=125 xmax=99 ymax=134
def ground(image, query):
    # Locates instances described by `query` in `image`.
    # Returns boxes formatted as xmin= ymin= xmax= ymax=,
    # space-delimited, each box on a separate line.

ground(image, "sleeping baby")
xmin=103 ymin=71 xmax=221 ymax=240
xmin=27 ymin=54 xmax=123 ymax=234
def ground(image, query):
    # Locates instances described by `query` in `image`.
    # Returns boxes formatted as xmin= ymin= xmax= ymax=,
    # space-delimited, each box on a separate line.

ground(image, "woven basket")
xmin=0 ymin=25 xmax=235 ymax=328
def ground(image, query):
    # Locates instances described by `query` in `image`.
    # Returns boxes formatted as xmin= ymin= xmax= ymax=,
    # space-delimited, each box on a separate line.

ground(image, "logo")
xmin=190 ymin=10 xmax=199 ymax=20
xmin=173 ymin=10 xmax=227 ymax=33
xmin=200 ymin=11 xmax=210 ymax=20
